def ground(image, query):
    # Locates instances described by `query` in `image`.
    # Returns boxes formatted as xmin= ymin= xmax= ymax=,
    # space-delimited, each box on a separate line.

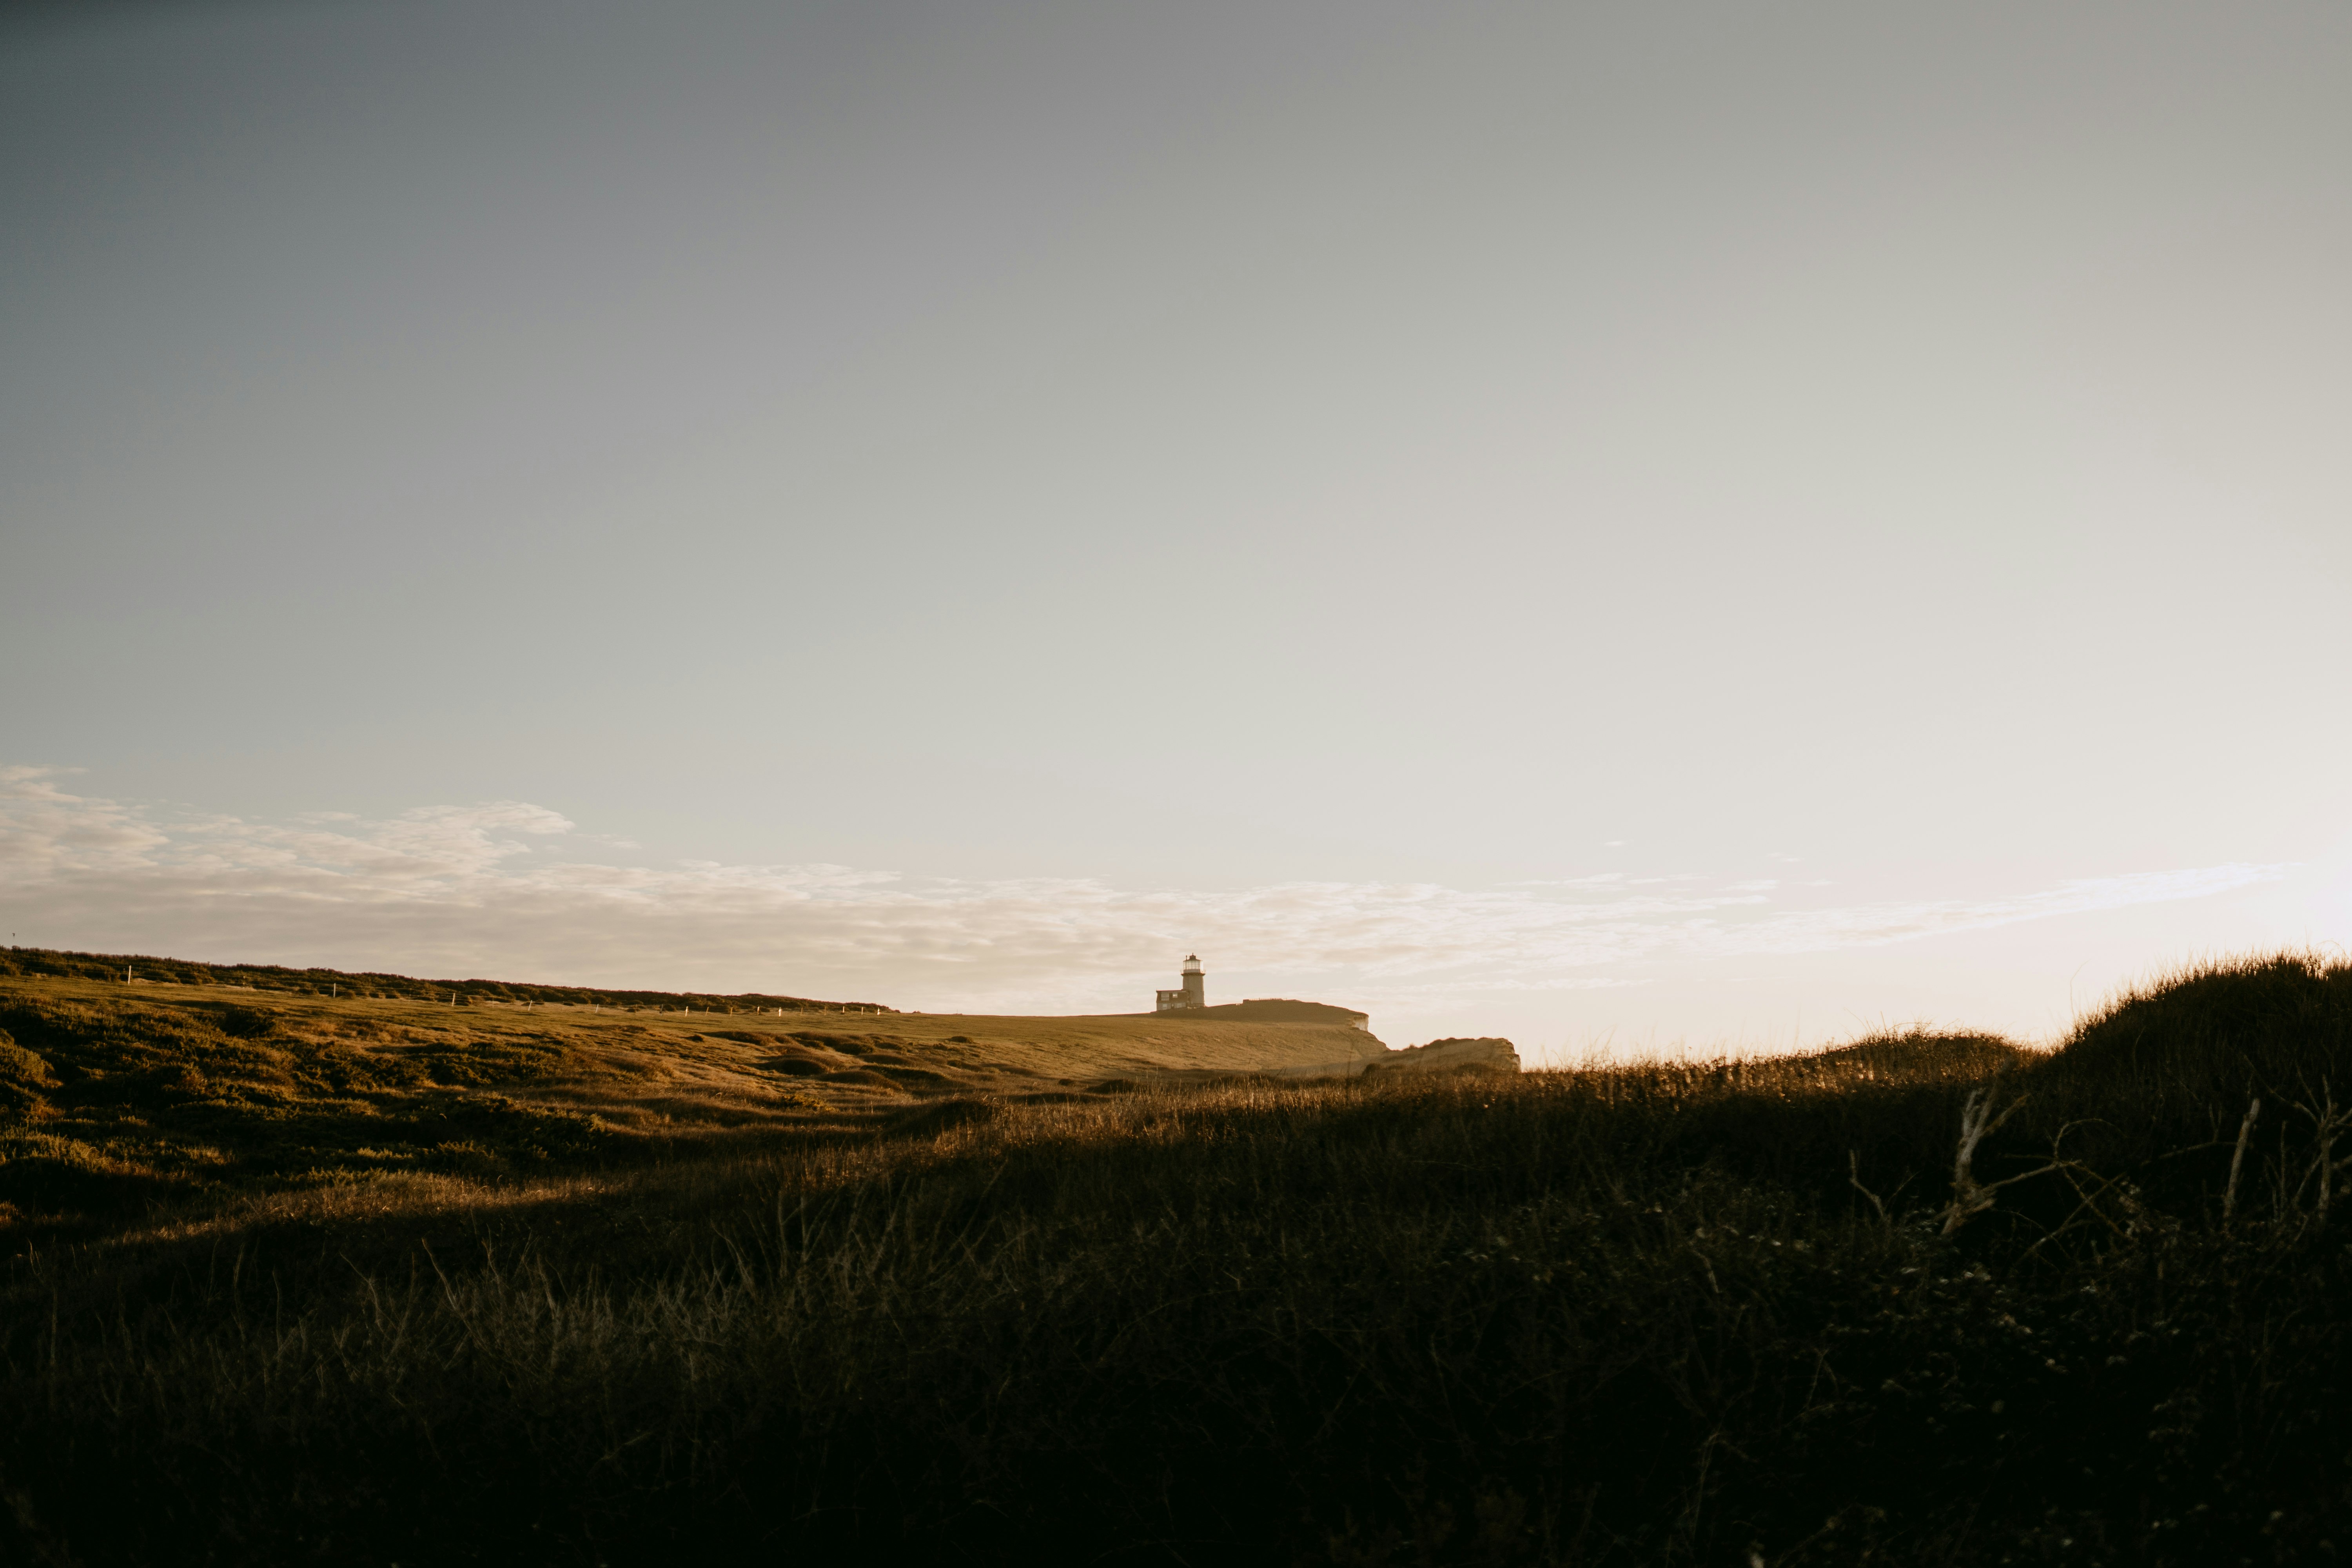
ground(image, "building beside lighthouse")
xmin=1147 ymin=958 xmax=1376 ymax=1033
xmin=1155 ymin=955 xmax=1207 ymax=1013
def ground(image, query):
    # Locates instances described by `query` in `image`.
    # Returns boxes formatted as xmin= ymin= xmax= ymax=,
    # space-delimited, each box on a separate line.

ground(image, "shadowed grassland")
xmin=0 ymin=973 xmax=1382 ymax=1246
xmin=5 ymin=952 xmax=2352 ymax=1564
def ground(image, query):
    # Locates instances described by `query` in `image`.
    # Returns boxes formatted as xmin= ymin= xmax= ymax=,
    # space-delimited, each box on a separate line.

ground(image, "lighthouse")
xmin=1154 ymin=954 xmax=1207 ymax=1013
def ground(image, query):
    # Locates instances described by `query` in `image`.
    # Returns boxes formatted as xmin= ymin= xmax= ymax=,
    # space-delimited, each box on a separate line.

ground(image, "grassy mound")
xmin=0 ymin=974 xmax=1387 ymax=1246
xmin=6 ymin=952 xmax=2352 ymax=1564
xmin=2045 ymin=950 xmax=2352 ymax=1110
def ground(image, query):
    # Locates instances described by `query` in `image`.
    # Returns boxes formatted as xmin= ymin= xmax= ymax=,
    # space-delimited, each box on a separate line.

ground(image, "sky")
xmin=4 ymin=0 xmax=2348 ymax=1058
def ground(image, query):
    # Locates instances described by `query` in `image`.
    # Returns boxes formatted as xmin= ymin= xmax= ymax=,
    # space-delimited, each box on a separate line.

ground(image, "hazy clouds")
xmin=0 ymin=768 xmax=2298 ymax=1047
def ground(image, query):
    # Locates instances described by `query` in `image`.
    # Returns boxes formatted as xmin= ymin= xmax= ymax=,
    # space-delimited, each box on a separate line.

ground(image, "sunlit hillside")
xmin=0 ymin=960 xmax=1388 ymax=1236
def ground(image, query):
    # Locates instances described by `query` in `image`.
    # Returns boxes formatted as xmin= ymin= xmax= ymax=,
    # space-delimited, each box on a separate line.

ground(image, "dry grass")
xmin=0 ymin=975 xmax=1383 ymax=1246
xmin=6 ymin=953 xmax=2352 ymax=1564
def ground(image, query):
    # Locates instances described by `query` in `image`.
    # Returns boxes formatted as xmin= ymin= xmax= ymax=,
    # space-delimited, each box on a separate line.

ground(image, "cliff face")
xmin=1184 ymin=999 xmax=1372 ymax=1032
xmin=1247 ymin=1034 xmax=1520 ymax=1081
xmin=1361 ymin=1036 xmax=1521 ymax=1076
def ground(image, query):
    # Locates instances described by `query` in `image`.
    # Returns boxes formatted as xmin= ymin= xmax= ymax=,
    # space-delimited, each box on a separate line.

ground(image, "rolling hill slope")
xmin=0 ymin=961 xmax=1393 ymax=1228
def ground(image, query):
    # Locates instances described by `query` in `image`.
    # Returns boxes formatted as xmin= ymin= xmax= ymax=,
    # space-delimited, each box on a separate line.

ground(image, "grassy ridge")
xmin=5 ymin=953 xmax=2352 ymax=1563
xmin=0 ymin=976 xmax=1383 ymax=1250
xmin=0 ymin=944 xmax=893 ymax=1014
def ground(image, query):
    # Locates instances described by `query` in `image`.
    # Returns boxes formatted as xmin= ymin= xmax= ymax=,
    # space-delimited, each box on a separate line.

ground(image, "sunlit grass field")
xmin=0 ymin=958 xmax=1383 ymax=1241
xmin=6 ymin=951 xmax=2352 ymax=1563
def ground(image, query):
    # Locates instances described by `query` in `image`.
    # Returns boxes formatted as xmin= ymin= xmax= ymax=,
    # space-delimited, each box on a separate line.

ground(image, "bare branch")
xmin=1942 ymin=1088 xmax=2033 ymax=1237
xmin=2223 ymin=1096 xmax=2261 ymax=1224
xmin=1849 ymin=1151 xmax=1892 ymax=1230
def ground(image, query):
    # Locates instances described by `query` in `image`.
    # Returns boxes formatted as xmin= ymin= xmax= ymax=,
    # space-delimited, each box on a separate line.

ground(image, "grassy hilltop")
xmin=0 ymin=961 xmax=1383 ymax=1236
xmin=6 ymin=950 xmax=2352 ymax=1564
xmin=0 ymin=943 xmax=898 ymax=1014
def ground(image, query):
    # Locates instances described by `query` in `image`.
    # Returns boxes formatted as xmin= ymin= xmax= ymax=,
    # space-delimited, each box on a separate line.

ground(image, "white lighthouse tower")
xmin=1154 ymin=954 xmax=1207 ymax=1013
